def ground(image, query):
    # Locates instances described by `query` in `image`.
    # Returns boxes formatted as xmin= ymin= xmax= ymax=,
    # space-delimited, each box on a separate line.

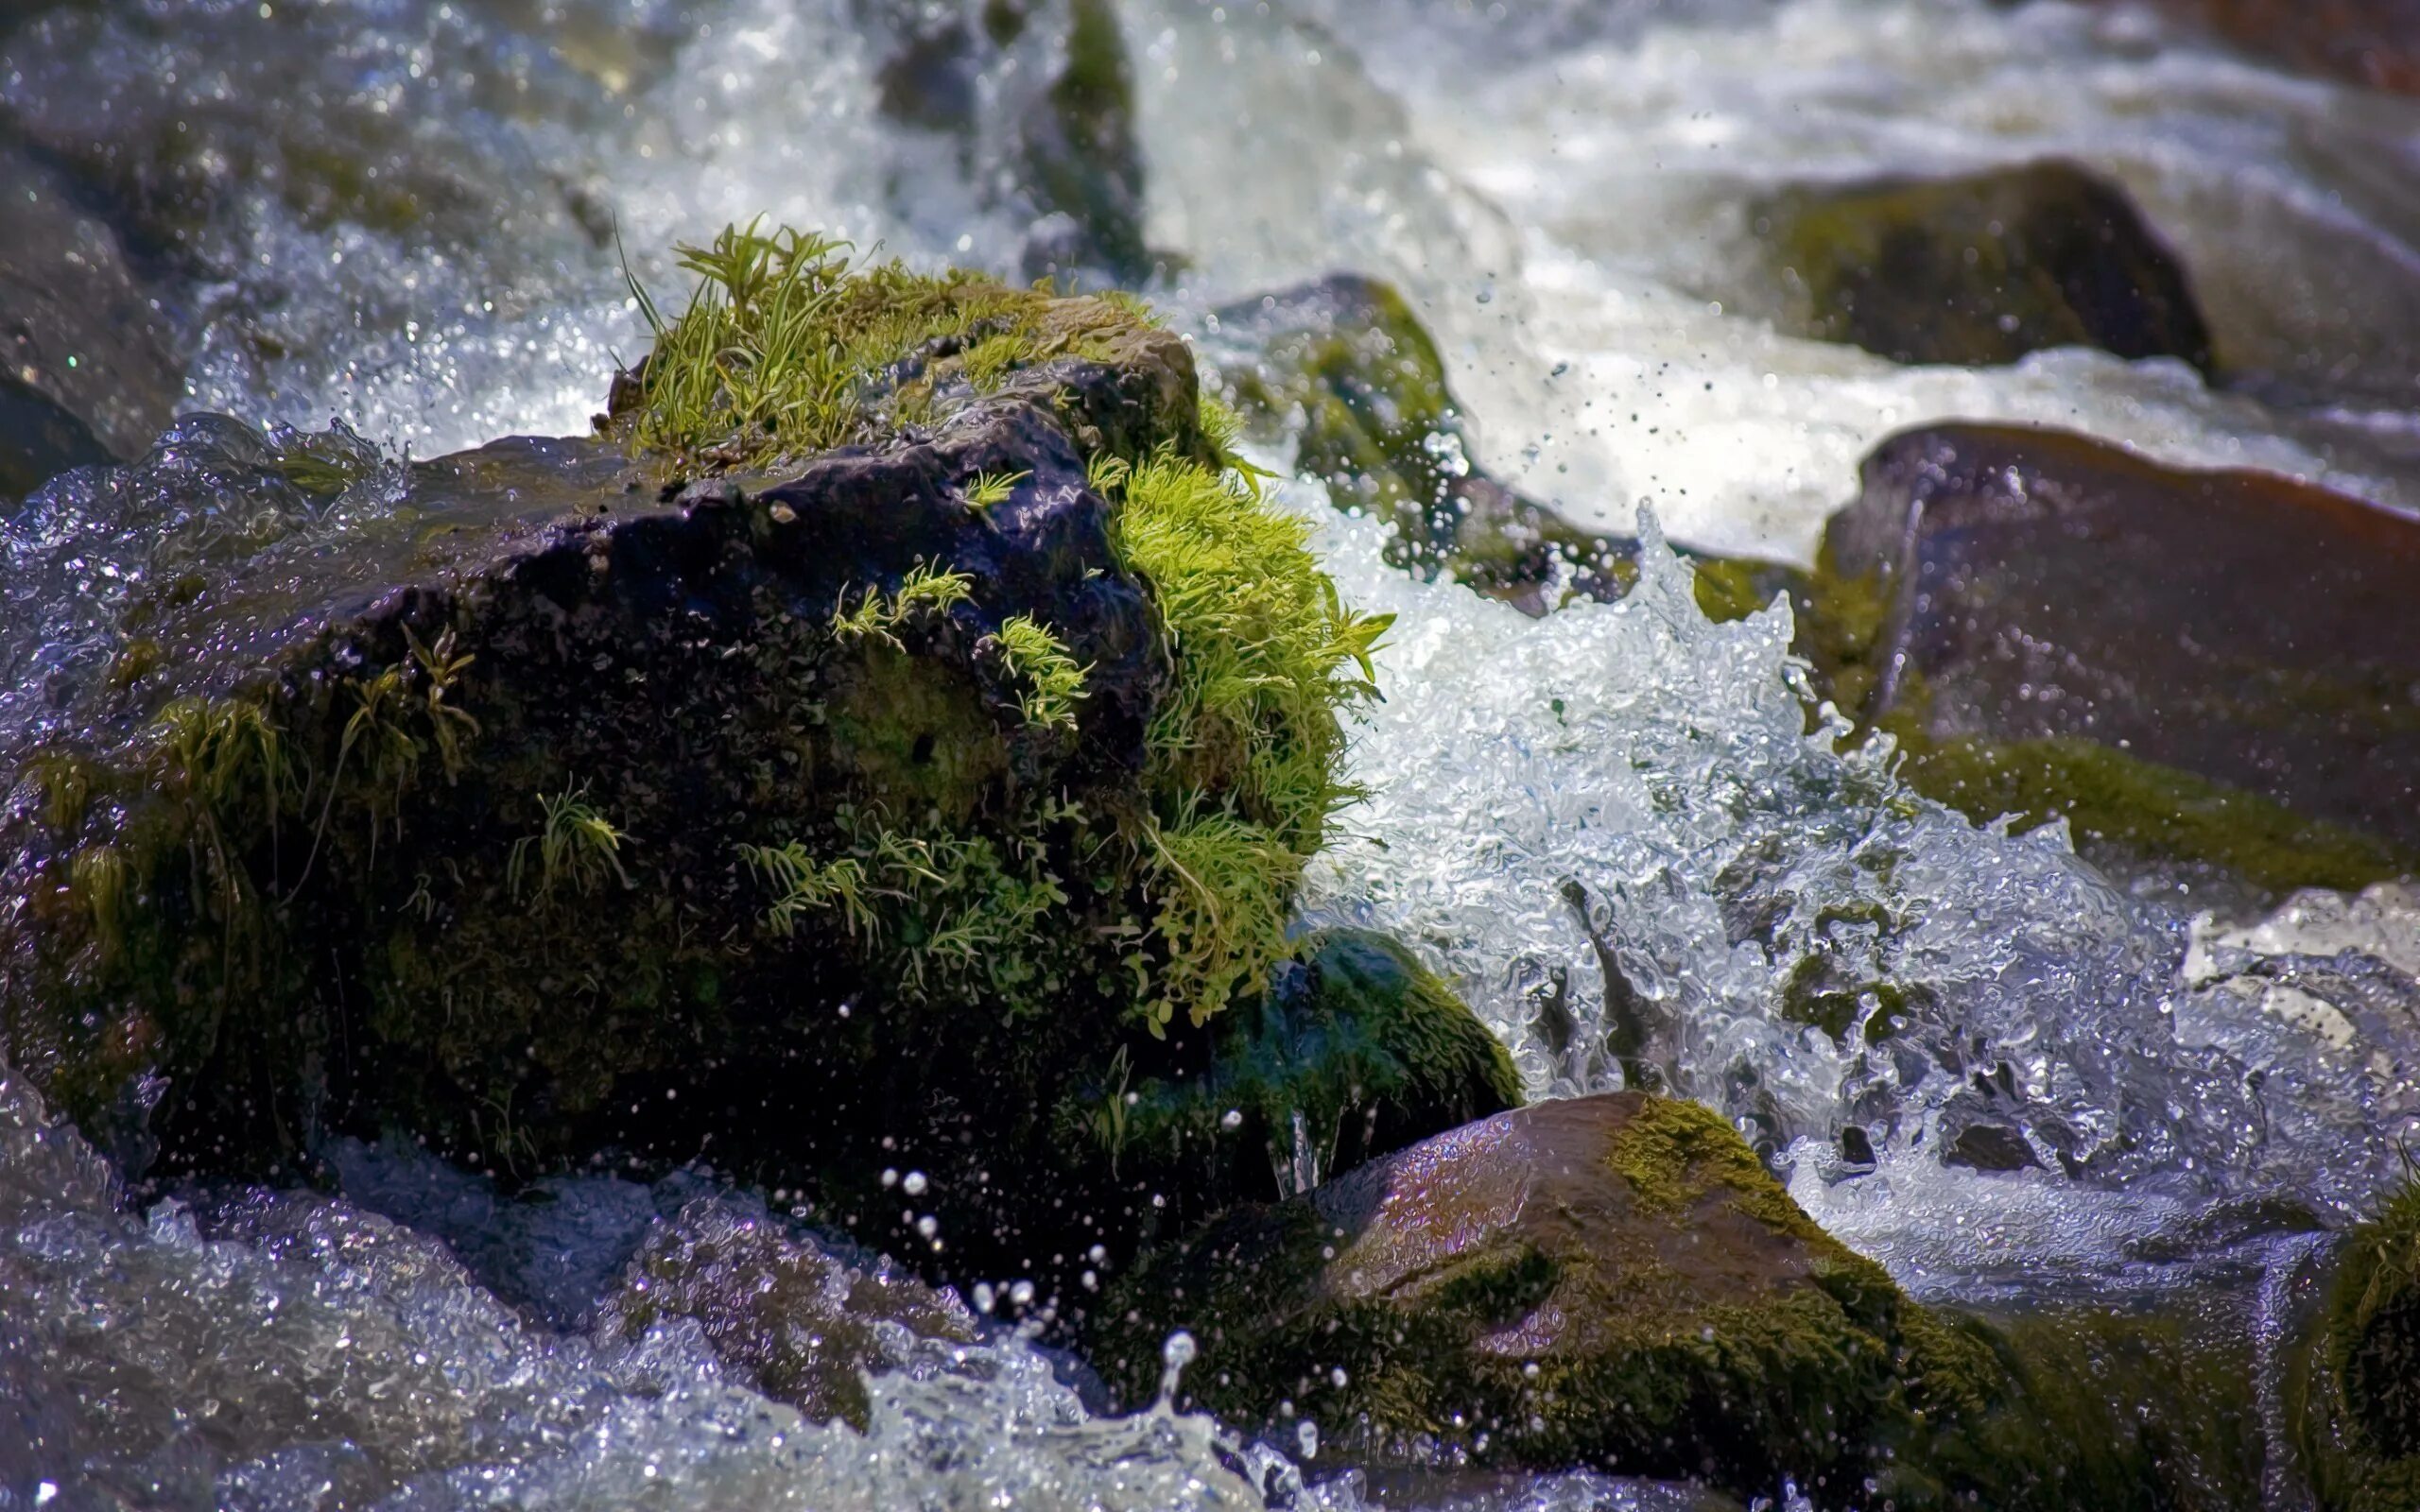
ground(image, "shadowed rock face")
xmin=1821 ymin=423 xmax=2420 ymax=863
xmin=1755 ymin=162 xmax=2214 ymax=374
xmin=2293 ymin=1180 xmax=2420 ymax=1512
xmin=1096 ymin=1092 xmax=2227 ymax=1509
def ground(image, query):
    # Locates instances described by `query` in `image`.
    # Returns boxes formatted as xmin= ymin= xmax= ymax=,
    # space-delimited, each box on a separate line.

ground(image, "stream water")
xmin=5 ymin=0 xmax=2420 ymax=1506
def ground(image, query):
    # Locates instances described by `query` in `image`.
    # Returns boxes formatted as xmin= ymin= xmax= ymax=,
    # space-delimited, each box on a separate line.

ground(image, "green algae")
xmin=2294 ymin=1176 xmax=2420 ymax=1512
xmin=1119 ymin=928 xmax=1521 ymax=1193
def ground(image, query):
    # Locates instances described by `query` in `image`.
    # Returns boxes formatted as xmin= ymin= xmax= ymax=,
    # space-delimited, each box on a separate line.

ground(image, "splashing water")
xmin=1298 ymin=490 xmax=2420 ymax=1269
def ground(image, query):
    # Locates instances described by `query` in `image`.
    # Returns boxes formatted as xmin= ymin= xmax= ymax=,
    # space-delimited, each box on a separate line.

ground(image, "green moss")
xmin=994 ymin=613 xmax=1089 ymax=730
xmin=1606 ymin=1093 xmax=1824 ymax=1239
xmin=2296 ymin=1176 xmax=2420 ymax=1511
xmin=615 ymin=223 xmax=1140 ymax=471
xmin=1113 ymin=448 xmax=1392 ymax=1031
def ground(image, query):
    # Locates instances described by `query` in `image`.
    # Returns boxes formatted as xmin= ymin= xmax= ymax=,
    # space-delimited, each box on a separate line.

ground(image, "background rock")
xmin=1806 ymin=421 xmax=2420 ymax=887
xmin=1754 ymin=161 xmax=2215 ymax=374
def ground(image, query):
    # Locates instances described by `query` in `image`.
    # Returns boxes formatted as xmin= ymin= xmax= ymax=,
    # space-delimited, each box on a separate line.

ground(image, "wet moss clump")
xmin=0 ymin=228 xmax=1391 ymax=1286
xmin=1115 ymin=928 xmax=1521 ymax=1203
xmin=2293 ymin=1176 xmax=2420 ymax=1512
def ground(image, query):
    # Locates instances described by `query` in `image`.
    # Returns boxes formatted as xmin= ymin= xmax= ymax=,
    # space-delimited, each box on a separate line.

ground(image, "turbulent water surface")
xmin=5 ymin=0 xmax=2420 ymax=1505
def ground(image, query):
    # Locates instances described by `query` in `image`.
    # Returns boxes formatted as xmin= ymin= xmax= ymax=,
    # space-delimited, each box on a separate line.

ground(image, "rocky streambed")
xmin=5 ymin=1 xmax=2420 ymax=1509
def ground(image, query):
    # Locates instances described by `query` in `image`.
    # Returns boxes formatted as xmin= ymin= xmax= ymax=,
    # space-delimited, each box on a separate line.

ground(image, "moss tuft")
xmin=2296 ymin=1175 xmax=2420 ymax=1511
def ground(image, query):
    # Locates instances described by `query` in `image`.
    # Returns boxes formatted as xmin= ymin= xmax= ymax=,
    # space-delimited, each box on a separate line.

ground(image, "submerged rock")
xmin=1096 ymin=1092 xmax=2206 ymax=1509
xmin=0 ymin=240 xmax=1390 ymax=1299
xmin=0 ymin=375 xmax=113 ymax=506
xmin=1754 ymin=161 xmax=2214 ymax=374
xmin=1213 ymin=274 xmax=1634 ymax=613
xmin=1806 ymin=422 xmax=2420 ymax=889
xmin=2293 ymin=1177 xmax=2420 ymax=1511
xmin=600 ymin=1194 xmax=977 ymax=1429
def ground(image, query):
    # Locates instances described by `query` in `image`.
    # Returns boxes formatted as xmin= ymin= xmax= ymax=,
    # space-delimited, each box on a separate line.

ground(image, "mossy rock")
xmin=1755 ymin=160 xmax=2215 ymax=373
xmin=2291 ymin=1177 xmax=2420 ymax=1511
xmin=1094 ymin=1092 xmax=2240 ymax=1509
xmin=1793 ymin=421 xmax=2420 ymax=890
xmin=0 ymin=235 xmax=1388 ymax=1297
xmin=1213 ymin=274 xmax=1637 ymax=613
xmin=1118 ymin=928 xmax=1522 ymax=1209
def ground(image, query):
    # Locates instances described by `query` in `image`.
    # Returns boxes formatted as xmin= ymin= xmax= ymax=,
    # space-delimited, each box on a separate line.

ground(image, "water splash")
xmin=1299 ymin=490 xmax=2420 ymax=1247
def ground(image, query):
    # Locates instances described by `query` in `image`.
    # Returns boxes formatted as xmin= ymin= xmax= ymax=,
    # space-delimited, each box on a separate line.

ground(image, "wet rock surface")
xmin=1811 ymin=422 xmax=2420 ymax=882
xmin=1096 ymin=1092 xmax=2211 ymax=1509
xmin=1127 ymin=928 xmax=1523 ymax=1208
xmin=1754 ymin=161 xmax=2214 ymax=374
xmin=0 ymin=135 xmax=190 ymax=460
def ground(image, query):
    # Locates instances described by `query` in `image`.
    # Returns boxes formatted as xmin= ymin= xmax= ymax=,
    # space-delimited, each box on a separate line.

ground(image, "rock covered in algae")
xmin=2292 ymin=1177 xmax=2420 ymax=1512
xmin=598 ymin=1193 xmax=978 ymax=1430
xmin=1754 ymin=161 xmax=2214 ymax=373
xmin=1804 ymin=421 xmax=2420 ymax=889
xmin=1121 ymin=928 xmax=1524 ymax=1208
xmin=0 ymin=232 xmax=1391 ymax=1296
xmin=1095 ymin=1092 xmax=2227 ymax=1510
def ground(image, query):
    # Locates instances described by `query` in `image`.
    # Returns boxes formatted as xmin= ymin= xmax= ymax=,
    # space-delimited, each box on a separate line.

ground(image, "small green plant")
xmin=963 ymin=469 xmax=1029 ymax=509
xmin=737 ymin=840 xmax=876 ymax=939
xmin=1139 ymin=812 xmax=1302 ymax=1036
xmin=406 ymin=626 xmax=480 ymax=782
xmin=995 ymin=614 xmax=1090 ymax=730
xmin=618 ymin=221 xmax=1141 ymax=469
xmin=509 ymin=786 xmax=634 ymax=902
xmin=831 ymin=561 xmax=975 ymax=648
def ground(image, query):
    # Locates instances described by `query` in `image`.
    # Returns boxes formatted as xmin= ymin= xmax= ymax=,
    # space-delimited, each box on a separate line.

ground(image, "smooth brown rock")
xmin=1823 ymin=423 xmax=2420 ymax=859
xmin=1093 ymin=1093 xmax=2210 ymax=1509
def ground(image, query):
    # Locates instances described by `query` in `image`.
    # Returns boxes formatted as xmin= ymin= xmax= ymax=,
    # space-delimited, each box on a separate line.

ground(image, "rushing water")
xmin=6 ymin=0 xmax=2420 ymax=1505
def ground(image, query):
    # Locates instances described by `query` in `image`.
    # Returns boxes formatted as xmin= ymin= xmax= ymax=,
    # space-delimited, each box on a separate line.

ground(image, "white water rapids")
xmin=4 ymin=0 xmax=2420 ymax=1505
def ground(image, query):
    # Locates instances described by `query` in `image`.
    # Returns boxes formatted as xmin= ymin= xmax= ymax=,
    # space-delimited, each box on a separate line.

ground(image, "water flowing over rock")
xmin=1815 ymin=422 xmax=2420 ymax=881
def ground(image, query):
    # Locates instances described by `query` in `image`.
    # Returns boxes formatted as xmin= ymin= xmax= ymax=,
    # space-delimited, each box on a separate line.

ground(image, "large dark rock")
xmin=1754 ymin=161 xmax=2215 ymax=374
xmin=1214 ymin=274 xmax=1635 ymax=614
xmin=0 ymin=280 xmax=1323 ymax=1303
xmin=1810 ymin=422 xmax=2420 ymax=887
xmin=1094 ymin=1093 xmax=2240 ymax=1509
